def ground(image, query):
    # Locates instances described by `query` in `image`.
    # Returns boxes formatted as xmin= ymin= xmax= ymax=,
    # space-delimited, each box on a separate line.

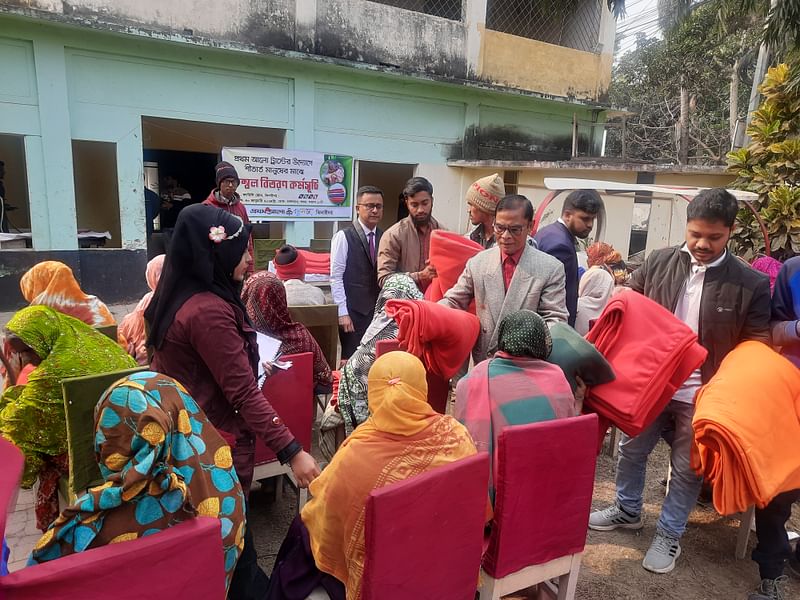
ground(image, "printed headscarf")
xmin=497 ymin=310 xmax=552 ymax=360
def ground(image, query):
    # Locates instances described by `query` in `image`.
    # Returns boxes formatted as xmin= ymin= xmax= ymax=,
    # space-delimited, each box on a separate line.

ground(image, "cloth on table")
xmin=584 ymin=289 xmax=707 ymax=439
xmin=547 ymin=322 xmax=615 ymax=392
xmin=691 ymin=340 xmax=800 ymax=515
xmin=384 ymin=299 xmax=480 ymax=379
xmin=424 ymin=230 xmax=483 ymax=304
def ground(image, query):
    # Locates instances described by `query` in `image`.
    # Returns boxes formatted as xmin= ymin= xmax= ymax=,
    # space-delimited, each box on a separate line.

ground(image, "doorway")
xmin=357 ymin=161 xmax=415 ymax=230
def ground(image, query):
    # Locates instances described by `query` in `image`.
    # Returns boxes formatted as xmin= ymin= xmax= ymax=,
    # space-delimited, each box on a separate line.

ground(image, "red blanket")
xmin=424 ymin=230 xmax=483 ymax=302
xmin=385 ymin=299 xmax=480 ymax=379
xmin=585 ymin=290 xmax=707 ymax=438
xmin=298 ymin=250 xmax=330 ymax=275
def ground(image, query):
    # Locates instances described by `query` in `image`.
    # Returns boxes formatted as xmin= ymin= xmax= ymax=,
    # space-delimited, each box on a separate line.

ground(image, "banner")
xmin=221 ymin=147 xmax=354 ymax=222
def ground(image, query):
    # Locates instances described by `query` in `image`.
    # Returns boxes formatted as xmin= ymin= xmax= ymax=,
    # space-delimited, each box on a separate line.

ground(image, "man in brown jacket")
xmin=377 ymin=176 xmax=443 ymax=291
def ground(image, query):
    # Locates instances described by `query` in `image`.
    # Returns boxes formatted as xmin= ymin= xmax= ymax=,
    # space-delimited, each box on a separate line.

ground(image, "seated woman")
xmin=586 ymin=241 xmax=629 ymax=285
xmin=575 ymin=266 xmax=615 ymax=336
xmin=0 ymin=306 xmax=136 ymax=531
xmin=118 ymin=254 xmax=165 ymax=365
xmin=319 ymin=273 xmax=423 ymax=460
xmin=241 ymin=270 xmax=333 ymax=394
xmin=454 ymin=310 xmax=578 ymax=503
xmin=20 ymin=261 xmax=116 ymax=328
xmin=268 ymin=351 xmax=477 ymax=600
xmin=29 ymin=372 xmax=246 ymax=593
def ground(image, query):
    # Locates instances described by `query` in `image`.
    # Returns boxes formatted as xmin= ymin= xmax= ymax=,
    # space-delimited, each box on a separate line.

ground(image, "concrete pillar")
xmin=295 ymin=0 xmax=317 ymax=53
xmin=31 ymin=38 xmax=77 ymax=250
xmin=285 ymin=75 xmax=315 ymax=247
xmin=116 ymin=119 xmax=146 ymax=250
xmin=464 ymin=0 xmax=488 ymax=77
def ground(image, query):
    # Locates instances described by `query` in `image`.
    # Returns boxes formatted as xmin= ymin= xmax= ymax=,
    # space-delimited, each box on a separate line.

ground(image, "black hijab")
xmin=145 ymin=203 xmax=252 ymax=349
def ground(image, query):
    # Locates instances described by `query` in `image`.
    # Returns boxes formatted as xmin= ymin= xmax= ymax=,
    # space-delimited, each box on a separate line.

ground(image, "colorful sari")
xmin=302 ymin=352 xmax=476 ymax=600
xmin=29 ymin=372 xmax=246 ymax=592
xmin=0 ymin=306 xmax=136 ymax=529
xmin=118 ymin=255 xmax=165 ymax=365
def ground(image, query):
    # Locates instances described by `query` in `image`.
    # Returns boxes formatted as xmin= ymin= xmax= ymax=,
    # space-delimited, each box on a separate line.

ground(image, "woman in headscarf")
xmin=575 ymin=267 xmax=615 ymax=336
xmin=0 ymin=306 xmax=136 ymax=530
xmin=144 ymin=203 xmax=318 ymax=598
xmin=454 ymin=310 xmax=577 ymax=503
xmin=29 ymin=371 xmax=246 ymax=592
xmin=319 ymin=273 xmax=423 ymax=460
xmin=118 ymin=254 xmax=165 ymax=365
xmin=19 ymin=261 xmax=116 ymax=328
xmin=241 ymin=271 xmax=333 ymax=394
xmin=586 ymin=241 xmax=629 ymax=285
xmin=751 ymin=255 xmax=782 ymax=295
xmin=268 ymin=352 xmax=477 ymax=600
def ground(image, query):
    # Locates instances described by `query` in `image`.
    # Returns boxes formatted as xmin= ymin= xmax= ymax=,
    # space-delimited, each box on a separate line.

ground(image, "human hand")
xmin=261 ymin=361 xmax=274 ymax=378
xmin=339 ymin=315 xmax=355 ymax=333
xmin=289 ymin=450 xmax=321 ymax=488
xmin=417 ymin=261 xmax=438 ymax=282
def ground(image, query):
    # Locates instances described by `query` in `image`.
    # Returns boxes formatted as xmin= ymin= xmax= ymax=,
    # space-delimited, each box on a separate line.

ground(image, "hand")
xmin=161 ymin=200 xmax=173 ymax=210
xmin=573 ymin=375 xmax=587 ymax=413
xmin=339 ymin=315 xmax=355 ymax=333
xmin=261 ymin=361 xmax=274 ymax=378
xmin=289 ymin=450 xmax=320 ymax=488
xmin=417 ymin=261 xmax=438 ymax=282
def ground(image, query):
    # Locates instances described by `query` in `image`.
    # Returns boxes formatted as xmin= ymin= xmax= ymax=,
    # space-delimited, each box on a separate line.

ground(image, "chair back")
xmin=361 ymin=453 xmax=489 ymax=600
xmin=254 ymin=352 xmax=314 ymax=466
xmin=61 ymin=367 xmax=148 ymax=499
xmin=375 ymin=340 xmax=448 ymax=414
xmin=309 ymin=238 xmax=331 ymax=253
xmin=0 ymin=438 xmax=24 ymax=537
xmin=253 ymin=238 xmax=286 ymax=270
xmin=0 ymin=518 xmax=226 ymax=599
xmin=288 ymin=304 xmax=339 ymax=370
xmin=482 ymin=414 xmax=598 ymax=579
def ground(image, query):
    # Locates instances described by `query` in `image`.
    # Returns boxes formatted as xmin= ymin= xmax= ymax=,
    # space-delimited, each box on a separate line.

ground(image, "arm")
xmin=440 ymin=261 xmax=475 ymax=311
xmin=627 ymin=255 xmax=649 ymax=293
xmin=538 ymin=264 xmax=569 ymax=324
xmin=377 ymin=228 xmax=400 ymax=287
xmin=740 ymin=276 xmax=772 ymax=344
xmin=770 ymin=263 xmax=800 ymax=347
xmin=330 ymin=230 xmax=349 ymax=318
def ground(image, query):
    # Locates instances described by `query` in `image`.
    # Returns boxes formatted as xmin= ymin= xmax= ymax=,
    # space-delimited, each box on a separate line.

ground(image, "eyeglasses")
xmin=493 ymin=223 xmax=526 ymax=237
xmin=358 ymin=203 xmax=384 ymax=212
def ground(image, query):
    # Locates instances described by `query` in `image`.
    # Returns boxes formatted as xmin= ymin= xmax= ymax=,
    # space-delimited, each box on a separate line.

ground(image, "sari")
xmin=20 ymin=261 xmax=116 ymax=328
xmin=118 ymin=255 xmax=165 ymax=365
xmin=302 ymin=352 xmax=476 ymax=600
xmin=0 ymin=306 xmax=136 ymax=529
xmin=29 ymin=372 xmax=246 ymax=592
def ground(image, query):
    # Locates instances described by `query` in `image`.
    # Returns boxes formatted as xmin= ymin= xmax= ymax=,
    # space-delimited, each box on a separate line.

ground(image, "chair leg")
xmin=556 ymin=554 xmax=582 ymax=600
xmin=736 ymin=506 xmax=755 ymax=559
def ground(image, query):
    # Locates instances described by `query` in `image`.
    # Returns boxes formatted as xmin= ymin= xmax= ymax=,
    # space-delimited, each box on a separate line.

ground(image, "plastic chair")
xmin=253 ymin=238 xmax=286 ymax=270
xmin=61 ymin=367 xmax=148 ymax=501
xmin=288 ymin=305 xmax=339 ymax=373
xmin=361 ymin=453 xmax=489 ymax=600
xmin=375 ymin=340 xmax=449 ymax=414
xmin=0 ymin=438 xmax=24 ymax=539
xmin=479 ymin=414 xmax=598 ymax=600
xmin=253 ymin=352 xmax=314 ymax=510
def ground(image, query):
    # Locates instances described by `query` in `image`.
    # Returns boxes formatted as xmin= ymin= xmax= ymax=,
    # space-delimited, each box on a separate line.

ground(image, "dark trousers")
xmin=229 ymin=514 xmax=270 ymax=600
xmin=338 ymin=311 xmax=372 ymax=360
xmin=753 ymin=489 xmax=800 ymax=580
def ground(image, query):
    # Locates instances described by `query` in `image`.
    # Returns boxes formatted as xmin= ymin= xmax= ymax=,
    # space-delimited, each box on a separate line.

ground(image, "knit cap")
xmin=215 ymin=161 xmax=240 ymax=187
xmin=466 ymin=173 xmax=505 ymax=215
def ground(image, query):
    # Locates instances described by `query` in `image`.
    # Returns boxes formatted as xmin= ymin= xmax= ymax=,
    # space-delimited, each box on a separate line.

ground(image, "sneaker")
xmin=642 ymin=531 xmax=681 ymax=574
xmin=748 ymin=576 xmax=788 ymax=600
xmin=588 ymin=504 xmax=643 ymax=531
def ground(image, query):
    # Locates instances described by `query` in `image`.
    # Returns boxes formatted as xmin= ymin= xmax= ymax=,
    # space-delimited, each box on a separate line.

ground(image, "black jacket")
xmin=629 ymin=246 xmax=771 ymax=383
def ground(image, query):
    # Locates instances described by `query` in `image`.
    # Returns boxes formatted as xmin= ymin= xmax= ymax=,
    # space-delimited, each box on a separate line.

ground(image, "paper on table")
xmin=256 ymin=332 xmax=282 ymax=365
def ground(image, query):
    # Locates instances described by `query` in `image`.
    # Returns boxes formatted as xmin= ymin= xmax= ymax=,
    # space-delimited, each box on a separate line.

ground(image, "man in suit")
xmin=441 ymin=195 xmax=568 ymax=362
xmin=330 ymin=185 xmax=384 ymax=359
xmin=534 ymin=189 xmax=603 ymax=327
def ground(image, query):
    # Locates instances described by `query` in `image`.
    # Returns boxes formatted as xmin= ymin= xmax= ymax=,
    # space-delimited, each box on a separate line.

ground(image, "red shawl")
xmin=384 ymin=299 xmax=480 ymax=379
xmin=424 ymin=230 xmax=483 ymax=303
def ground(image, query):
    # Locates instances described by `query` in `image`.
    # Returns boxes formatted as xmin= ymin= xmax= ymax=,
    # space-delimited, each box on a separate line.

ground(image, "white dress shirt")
xmin=330 ymin=219 xmax=377 ymax=318
xmin=672 ymin=245 xmax=727 ymax=403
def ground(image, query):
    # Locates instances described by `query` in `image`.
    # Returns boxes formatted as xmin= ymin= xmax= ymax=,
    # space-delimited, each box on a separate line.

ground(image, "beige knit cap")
xmin=466 ymin=173 xmax=505 ymax=215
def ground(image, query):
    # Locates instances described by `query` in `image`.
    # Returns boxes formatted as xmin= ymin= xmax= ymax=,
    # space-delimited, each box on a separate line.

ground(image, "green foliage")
xmin=727 ymin=63 xmax=800 ymax=259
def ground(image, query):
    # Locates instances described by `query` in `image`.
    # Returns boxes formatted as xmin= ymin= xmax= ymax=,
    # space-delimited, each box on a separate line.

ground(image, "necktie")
xmin=368 ymin=232 xmax=376 ymax=263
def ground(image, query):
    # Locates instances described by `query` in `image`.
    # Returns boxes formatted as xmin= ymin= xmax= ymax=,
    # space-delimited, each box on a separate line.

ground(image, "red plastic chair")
xmin=479 ymin=414 xmax=598 ymax=600
xmin=0 ymin=438 xmax=24 ymax=539
xmin=361 ymin=453 xmax=490 ymax=600
xmin=374 ymin=340 xmax=449 ymax=414
xmin=253 ymin=352 xmax=314 ymax=509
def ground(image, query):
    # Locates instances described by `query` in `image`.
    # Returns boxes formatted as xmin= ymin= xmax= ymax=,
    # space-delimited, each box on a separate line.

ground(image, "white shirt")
xmin=330 ymin=219 xmax=377 ymax=317
xmin=284 ymin=279 xmax=326 ymax=306
xmin=672 ymin=245 xmax=727 ymax=403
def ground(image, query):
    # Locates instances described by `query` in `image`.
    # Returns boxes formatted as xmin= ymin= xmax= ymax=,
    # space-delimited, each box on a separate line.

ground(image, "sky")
xmin=614 ymin=0 xmax=662 ymax=58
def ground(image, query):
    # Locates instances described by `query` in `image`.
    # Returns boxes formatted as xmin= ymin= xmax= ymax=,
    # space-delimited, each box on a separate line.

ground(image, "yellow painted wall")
xmin=478 ymin=28 xmax=613 ymax=101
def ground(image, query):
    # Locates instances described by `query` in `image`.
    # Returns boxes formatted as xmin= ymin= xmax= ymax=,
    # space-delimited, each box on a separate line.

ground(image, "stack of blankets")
xmin=298 ymin=250 xmax=330 ymax=275
xmin=692 ymin=340 xmax=800 ymax=515
xmin=424 ymin=230 xmax=483 ymax=305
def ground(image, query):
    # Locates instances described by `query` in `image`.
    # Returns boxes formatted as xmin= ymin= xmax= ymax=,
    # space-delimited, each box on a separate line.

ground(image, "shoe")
xmin=642 ymin=531 xmax=681 ymax=574
xmin=588 ymin=504 xmax=643 ymax=531
xmin=748 ymin=576 xmax=787 ymax=599
xmin=787 ymin=553 xmax=800 ymax=579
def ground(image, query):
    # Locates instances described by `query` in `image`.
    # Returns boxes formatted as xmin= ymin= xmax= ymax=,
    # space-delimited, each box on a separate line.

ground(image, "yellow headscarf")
xmin=367 ymin=351 xmax=435 ymax=436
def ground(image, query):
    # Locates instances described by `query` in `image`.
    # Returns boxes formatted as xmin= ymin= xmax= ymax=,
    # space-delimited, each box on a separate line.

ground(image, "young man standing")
xmin=330 ymin=185 xmax=384 ymax=359
xmin=466 ymin=173 xmax=505 ymax=249
xmin=203 ymin=161 xmax=254 ymax=275
xmin=534 ymin=189 xmax=602 ymax=326
xmin=377 ymin=177 xmax=442 ymax=291
xmin=589 ymin=188 xmax=771 ymax=575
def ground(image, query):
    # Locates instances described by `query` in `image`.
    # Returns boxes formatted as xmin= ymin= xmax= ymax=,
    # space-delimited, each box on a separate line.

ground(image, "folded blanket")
xmin=692 ymin=341 xmax=800 ymax=515
xmin=299 ymin=250 xmax=330 ymax=275
xmin=547 ymin=323 xmax=615 ymax=392
xmin=585 ymin=290 xmax=707 ymax=438
xmin=385 ymin=299 xmax=480 ymax=379
xmin=424 ymin=231 xmax=483 ymax=303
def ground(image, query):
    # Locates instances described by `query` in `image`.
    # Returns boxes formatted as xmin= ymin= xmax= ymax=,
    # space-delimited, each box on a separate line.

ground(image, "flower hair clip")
xmin=209 ymin=226 xmax=227 ymax=243
xmin=387 ymin=377 xmax=401 ymax=386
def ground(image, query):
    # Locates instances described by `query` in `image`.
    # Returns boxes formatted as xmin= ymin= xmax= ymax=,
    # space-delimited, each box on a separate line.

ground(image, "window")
xmin=503 ymin=170 xmax=519 ymax=195
xmin=367 ymin=0 xmax=463 ymax=21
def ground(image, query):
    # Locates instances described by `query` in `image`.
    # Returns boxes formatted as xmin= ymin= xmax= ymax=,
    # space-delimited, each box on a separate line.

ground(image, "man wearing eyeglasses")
xmin=441 ymin=195 xmax=568 ymax=362
xmin=330 ymin=185 xmax=385 ymax=359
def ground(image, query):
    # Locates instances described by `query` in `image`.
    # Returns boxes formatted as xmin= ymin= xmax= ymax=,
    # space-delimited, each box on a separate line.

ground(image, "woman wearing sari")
xmin=29 ymin=371 xmax=247 ymax=593
xmin=241 ymin=271 xmax=333 ymax=394
xmin=0 ymin=306 xmax=136 ymax=530
xmin=118 ymin=254 xmax=165 ymax=365
xmin=575 ymin=266 xmax=615 ymax=336
xmin=454 ymin=310 xmax=578 ymax=503
xmin=268 ymin=351 xmax=477 ymax=600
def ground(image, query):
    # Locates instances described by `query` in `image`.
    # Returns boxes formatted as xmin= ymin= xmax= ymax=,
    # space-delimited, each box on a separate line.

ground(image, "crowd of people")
xmin=1 ymin=162 xmax=799 ymax=600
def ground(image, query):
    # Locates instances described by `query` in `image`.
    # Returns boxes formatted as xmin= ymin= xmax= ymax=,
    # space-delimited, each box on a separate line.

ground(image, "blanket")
xmin=424 ymin=230 xmax=483 ymax=303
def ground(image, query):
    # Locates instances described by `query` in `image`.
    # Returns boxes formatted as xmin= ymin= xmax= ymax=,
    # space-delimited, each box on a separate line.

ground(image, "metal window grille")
xmin=366 ymin=0 xmax=463 ymax=21
xmin=486 ymin=0 xmax=602 ymax=53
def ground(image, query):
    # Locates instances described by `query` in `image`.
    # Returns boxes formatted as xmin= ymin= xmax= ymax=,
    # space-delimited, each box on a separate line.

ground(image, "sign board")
xmin=221 ymin=147 xmax=354 ymax=222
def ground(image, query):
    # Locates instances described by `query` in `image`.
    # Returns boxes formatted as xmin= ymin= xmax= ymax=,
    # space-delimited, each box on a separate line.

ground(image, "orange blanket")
xmin=692 ymin=341 xmax=800 ymax=515
xmin=385 ymin=299 xmax=479 ymax=379
xmin=424 ymin=230 xmax=483 ymax=303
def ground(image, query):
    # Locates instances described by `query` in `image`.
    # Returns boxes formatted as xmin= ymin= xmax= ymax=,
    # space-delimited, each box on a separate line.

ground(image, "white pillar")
xmin=285 ymin=75 xmax=315 ymax=247
xmin=464 ymin=0 xmax=488 ymax=77
xmin=117 ymin=119 xmax=146 ymax=250
xmin=295 ymin=0 xmax=318 ymax=53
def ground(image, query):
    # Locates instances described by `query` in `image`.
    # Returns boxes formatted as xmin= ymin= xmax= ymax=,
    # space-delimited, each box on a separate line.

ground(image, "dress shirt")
xmin=330 ymin=219 xmax=377 ymax=318
xmin=500 ymin=247 xmax=525 ymax=291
